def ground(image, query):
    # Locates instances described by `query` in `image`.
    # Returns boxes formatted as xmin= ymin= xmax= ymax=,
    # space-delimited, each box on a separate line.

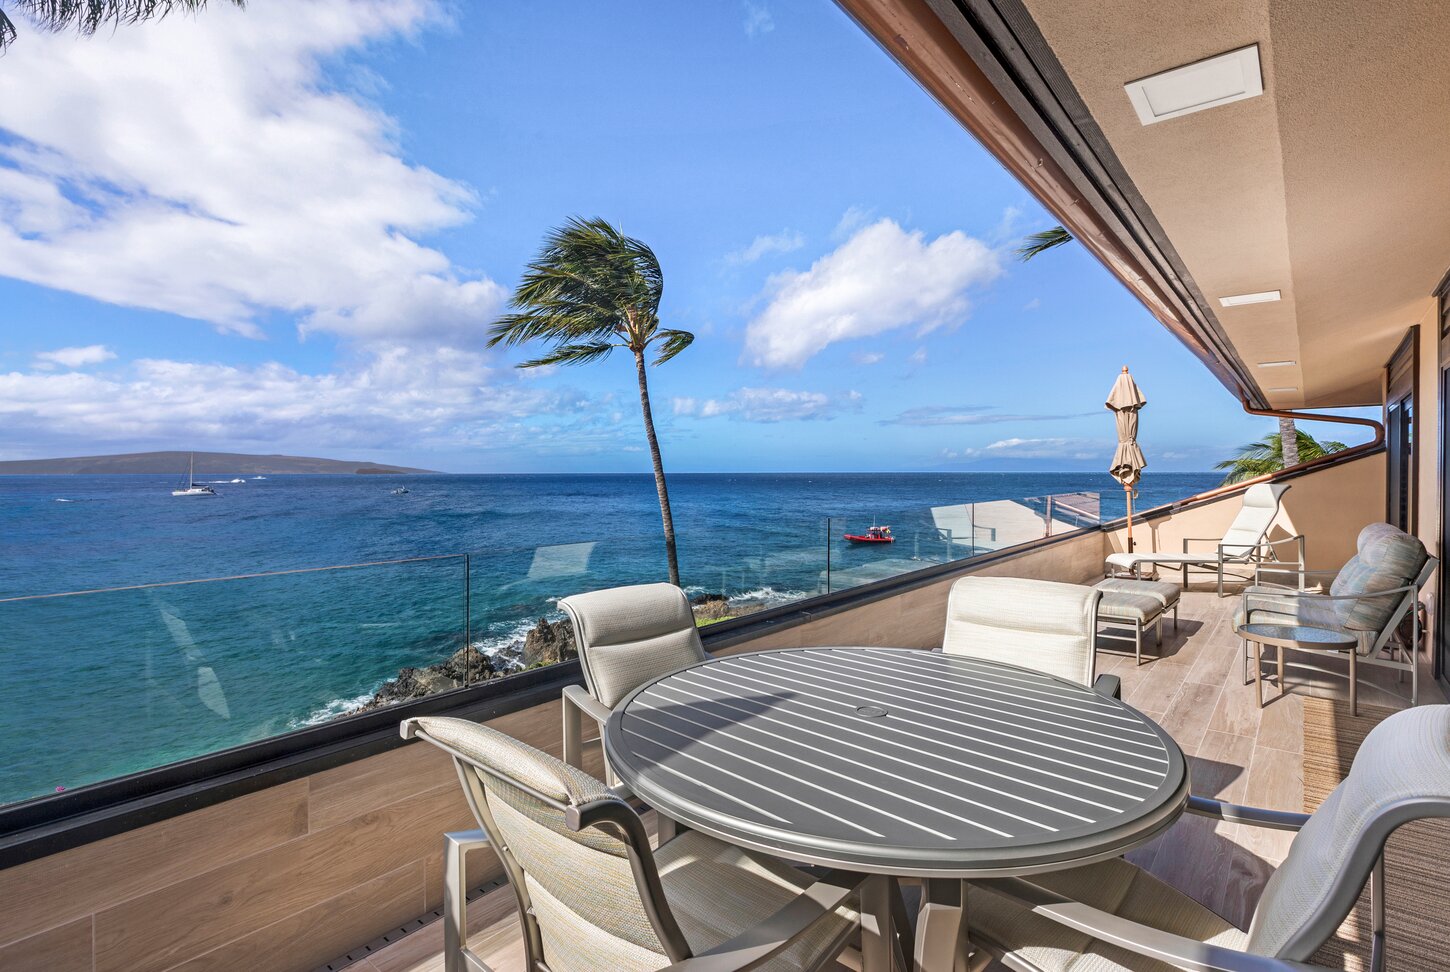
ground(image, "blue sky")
xmin=0 ymin=1 xmax=1369 ymax=472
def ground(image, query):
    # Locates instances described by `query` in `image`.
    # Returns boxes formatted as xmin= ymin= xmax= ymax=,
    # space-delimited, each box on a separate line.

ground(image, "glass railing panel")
xmin=0 ymin=555 xmax=466 ymax=806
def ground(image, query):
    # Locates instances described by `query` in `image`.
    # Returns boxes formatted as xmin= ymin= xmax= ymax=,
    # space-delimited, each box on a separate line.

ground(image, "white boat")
xmin=391 ymin=486 xmax=410 ymax=495
xmin=172 ymin=454 xmax=218 ymax=497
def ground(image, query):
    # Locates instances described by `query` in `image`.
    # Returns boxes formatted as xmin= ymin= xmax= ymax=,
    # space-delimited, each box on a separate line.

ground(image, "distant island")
xmin=0 ymin=450 xmax=436 ymax=475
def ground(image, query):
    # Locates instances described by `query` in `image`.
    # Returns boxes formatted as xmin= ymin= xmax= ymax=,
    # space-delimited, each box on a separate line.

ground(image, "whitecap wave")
xmin=728 ymin=586 xmax=810 ymax=609
xmin=252 ymin=476 xmax=267 ymax=480
xmin=287 ymin=691 xmax=375 ymax=729
xmin=54 ymin=498 xmax=76 ymax=503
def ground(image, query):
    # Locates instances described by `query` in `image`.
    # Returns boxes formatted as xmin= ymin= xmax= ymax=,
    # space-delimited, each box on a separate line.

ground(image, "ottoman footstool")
xmin=1093 ymin=577 xmax=1181 ymax=666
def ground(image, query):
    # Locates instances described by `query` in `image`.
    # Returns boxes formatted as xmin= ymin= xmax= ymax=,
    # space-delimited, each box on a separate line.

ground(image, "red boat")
xmin=844 ymin=525 xmax=894 ymax=544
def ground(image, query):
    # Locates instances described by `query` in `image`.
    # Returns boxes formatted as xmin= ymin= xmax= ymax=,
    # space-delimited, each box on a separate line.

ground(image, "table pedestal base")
xmin=915 ymin=878 xmax=970 ymax=972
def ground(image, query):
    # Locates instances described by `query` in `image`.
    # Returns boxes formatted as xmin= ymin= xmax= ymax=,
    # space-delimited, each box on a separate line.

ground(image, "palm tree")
xmin=488 ymin=217 xmax=693 ymax=586
xmin=0 ymin=1 xmax=242 ymax=52
xmin=1215 ymin=427 xmax=1347 ymax=485
xmin=1016 ymin=225 xmax=1073 ymax=261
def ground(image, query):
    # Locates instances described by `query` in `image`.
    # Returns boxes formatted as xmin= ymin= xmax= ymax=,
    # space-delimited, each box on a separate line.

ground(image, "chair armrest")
xmin=1246 ymin=585 xmax=1414 ymax=605
xmin=1186 ymin=795 xmax=1309 ymax=831
xmin=563 ymin=683 xmax=614 ymax=728
xmin=662 ymin=869 xmax=866 ymax=971
xmin=974 ymin=878 xmax=1336 ymax=972
xmin=1092 ymin=674 xmax=1122 ymax=700
xmin=1181 ymin=536 xmax=1223 ymax=552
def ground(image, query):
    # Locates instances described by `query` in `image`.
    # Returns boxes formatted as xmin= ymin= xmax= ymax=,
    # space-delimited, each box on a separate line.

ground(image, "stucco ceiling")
xmin=1016 ymin=0 xmax=1450 ymax=407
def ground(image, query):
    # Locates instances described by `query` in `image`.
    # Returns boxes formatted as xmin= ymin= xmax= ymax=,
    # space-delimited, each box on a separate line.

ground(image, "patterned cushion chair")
xmin=1235 ymin=522 xmax=1435 ymax=711
xmin=963 ymin=704 xmax=1450 ymax=971
xmin=402 ymin=716 xmax=881 ymax=972
xmin=558 ymin=583 xmax=708 ymax=782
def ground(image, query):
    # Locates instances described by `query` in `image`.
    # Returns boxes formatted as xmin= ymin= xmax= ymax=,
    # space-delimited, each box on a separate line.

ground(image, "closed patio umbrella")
xmin=1106 ymin=366 xmax=1147 ymax=552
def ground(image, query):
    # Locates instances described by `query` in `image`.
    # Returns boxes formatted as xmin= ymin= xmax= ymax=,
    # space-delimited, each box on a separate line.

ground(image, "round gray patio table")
xmin=604 ymin=647 xmax=1189 ymax=971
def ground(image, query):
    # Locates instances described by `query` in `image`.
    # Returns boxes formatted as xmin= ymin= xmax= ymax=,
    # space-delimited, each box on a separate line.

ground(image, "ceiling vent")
xmin=1125 ymin=45 xmax=1263 ymax=125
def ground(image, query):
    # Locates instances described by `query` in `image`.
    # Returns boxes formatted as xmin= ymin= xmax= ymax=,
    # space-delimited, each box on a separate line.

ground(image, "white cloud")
xmin=831 ymin=206 xmax=874 ymax=241
xmin=726 ymin=230 xmax=804 ymax=265
xmin=33 ymin=345 xmax=116 ymax=369
xmin=907 ymin=347 xmax=928 ymax=367
xmin=742 ymin=2 xmax=774 ymax=37
xmin=743 ymin=218 xmax=1000 ymax=368
xmin=673 ymin=387 xmax=862 ymax=423
xmin=955 ymin=437 xmax=1103 ymax=460
xmin=0 ymin=0 xmax=505 ymax=342
xmin=851 ymin=351 xmax=884 ymax=366
xmin=1023 ymin=298 xmax=1041 ymax=311
xmin=886 ymin=405 xmax=1093 ymax=426
xmin=0 ymin=346 xmax=629 ymax=457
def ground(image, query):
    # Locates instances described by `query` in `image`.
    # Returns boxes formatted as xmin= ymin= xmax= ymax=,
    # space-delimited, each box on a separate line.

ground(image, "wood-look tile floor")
xmin=359 ymin=589 xmax=1446 ymax=972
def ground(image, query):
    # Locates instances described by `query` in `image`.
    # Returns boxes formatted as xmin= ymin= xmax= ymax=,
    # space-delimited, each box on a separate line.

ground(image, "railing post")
xmin=463 ymin=554 xmax=472 ymax=683
xmin=1045 ymin=495 xmax=1054 ymax=538
xmin=825 ymin=517 xmax=832 ymax=593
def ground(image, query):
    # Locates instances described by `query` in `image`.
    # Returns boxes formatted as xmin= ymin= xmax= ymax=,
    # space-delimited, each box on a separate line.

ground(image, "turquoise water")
xmin=0 ymin=471 xmax=1218 ymax=804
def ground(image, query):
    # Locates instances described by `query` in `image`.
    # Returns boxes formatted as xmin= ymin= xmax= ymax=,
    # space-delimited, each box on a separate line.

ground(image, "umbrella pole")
xmin=1124 ymin=484 xmax=1135 ymax=552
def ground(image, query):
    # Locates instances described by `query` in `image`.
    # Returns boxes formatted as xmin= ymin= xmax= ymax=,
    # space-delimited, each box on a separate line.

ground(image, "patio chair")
xmin=402 ymin=716 xmax=883 ymax=972
xmin=942 ymin=576 xmax=1121 ymax=699
xmin=1237 ymin=522 xmax=1435 ymax=713
xmin=558 ymin=583 xmax=708 ymax=782
xmin=1104 ymin=482 xmax=1304 ymax=596
xmin=963 ymin=703 xmax=1450 ymax=972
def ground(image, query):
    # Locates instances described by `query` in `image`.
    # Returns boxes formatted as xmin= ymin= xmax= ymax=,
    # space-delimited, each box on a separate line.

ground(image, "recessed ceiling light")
xmin=1125 ymin=45 xmax=1264 ymax=125
xmin=1266 ymin=387 xmax=1298 ymax=393
xmin=1220 ymin=290 xmax=1282 ymax=307
xmin=1257 ymin=360 xmax=1297 ymax=368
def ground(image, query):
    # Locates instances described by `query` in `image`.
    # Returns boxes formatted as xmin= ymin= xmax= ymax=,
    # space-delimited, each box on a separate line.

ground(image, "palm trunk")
xmin=633 ymin=349 xmax=681 ymax=586
xmin=1278 ymin=416 xmax=1300 ymax=469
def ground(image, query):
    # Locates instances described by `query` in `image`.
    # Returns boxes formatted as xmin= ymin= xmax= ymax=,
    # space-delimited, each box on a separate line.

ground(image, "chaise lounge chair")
xmin=1104 ymin=482 xmax=1304 ymax=596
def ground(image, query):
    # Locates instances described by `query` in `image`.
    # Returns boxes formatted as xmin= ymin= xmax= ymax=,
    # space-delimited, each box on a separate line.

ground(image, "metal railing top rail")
xmin=0 ymin=553 xmax=467 ymax=604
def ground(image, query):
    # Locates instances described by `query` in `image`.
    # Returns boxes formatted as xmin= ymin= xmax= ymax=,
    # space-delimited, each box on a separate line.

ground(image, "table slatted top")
xmin=605 ymin=647 xmax=1188 ymax=876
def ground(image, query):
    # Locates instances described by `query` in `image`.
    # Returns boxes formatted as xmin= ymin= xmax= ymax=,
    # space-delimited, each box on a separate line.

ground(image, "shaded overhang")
xmin=838 ymin=0 xmax=1450 ymax=409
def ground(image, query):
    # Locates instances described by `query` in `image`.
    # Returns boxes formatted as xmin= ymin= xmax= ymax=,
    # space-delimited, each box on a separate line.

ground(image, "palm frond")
xmin=0 ymin=0 xmax=243 ymax=52
xmin=1215 ymin=427 xmax=1349 ymax=485
xmin=1016 ymin=225 xmax=1073 ymax=261
xmin=488 ymin=216 xmax=679 ymax=362
xmin=517 ymin=341 xmax=618 ymax=369
xmin=652 ymin=328 xmax=694 ymax=365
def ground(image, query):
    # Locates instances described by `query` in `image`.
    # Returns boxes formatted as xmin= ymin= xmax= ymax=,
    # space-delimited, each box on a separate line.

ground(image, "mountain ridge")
xmin=0 ymin=451 xmax=437 ymax=475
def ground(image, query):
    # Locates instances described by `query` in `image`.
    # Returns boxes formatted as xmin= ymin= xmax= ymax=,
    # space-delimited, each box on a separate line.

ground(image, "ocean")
xmin=0 ymin=471 xmax=1219 ymax=804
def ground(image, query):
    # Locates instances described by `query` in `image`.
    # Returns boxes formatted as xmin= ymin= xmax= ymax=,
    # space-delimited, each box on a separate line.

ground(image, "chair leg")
xmin=562 ymin=696 xmax=582 ymax=770
xmin=1254 ymin=642 xmax=1264 ymax=708
xmin=443 ymin=830 xmax=492 ymax=972
xmin=1135 ymin=622 xmax=1142 ymax=666
xmin=1349 ymin=649 xmax=1357 ymax=717
xmin=1155 ymin=615 xmax=1163 ymax=648
xmin=1243 ymin=638 xmax=1251 ymax=686
xmin=1370 ymin=855 xmax=1386 ymax=972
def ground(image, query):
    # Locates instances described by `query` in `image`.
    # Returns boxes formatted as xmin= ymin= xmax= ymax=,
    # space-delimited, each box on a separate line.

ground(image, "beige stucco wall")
xmin=1103 ymin=451 xmax=1386 ymax=575
xmin=718 ymin=529 xmax=1105 ymax=654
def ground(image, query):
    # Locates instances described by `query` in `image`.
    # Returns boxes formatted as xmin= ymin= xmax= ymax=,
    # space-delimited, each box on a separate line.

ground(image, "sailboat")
xmin=172 ymin=453 xmax=218 ymax=497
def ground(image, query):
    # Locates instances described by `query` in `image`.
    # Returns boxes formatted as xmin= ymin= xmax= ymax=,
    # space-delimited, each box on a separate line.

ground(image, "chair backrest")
xmin=1246 ymin=705 xmax=1450 ymax=962
xmin=560 ymin=583 xmax=707 ymax=708
xmin=1218 ymin=482 xmax=1290 ymax=557
xmin=941 ymin=576 xmax=1101 ymax=685
xmin=1328 ymin=522 xmax=1431 ymax=635
xmin=403 ymin=716 xmax=687 ymax=972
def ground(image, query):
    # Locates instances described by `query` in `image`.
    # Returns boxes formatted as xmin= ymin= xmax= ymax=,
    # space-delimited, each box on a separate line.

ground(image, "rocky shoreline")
xmin=350 ymin=592 xmax=769 ymax=715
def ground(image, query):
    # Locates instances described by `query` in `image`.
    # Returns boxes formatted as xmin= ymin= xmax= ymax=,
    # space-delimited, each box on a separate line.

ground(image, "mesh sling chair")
xmin=942 ymin=576 xmax=1123 ymax=699
xmin=559 ymin=583 xmax=708 ymax=785
xmin=401 ymin=716 xmax=902 ymax=972
xmin=1104 ymin=483 xmax=1305 ymax=597
xmin=960 ymin=704 xmax=1450 ymax=972
xmin=1237 ymin=523 xmax=1436 ymax=714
